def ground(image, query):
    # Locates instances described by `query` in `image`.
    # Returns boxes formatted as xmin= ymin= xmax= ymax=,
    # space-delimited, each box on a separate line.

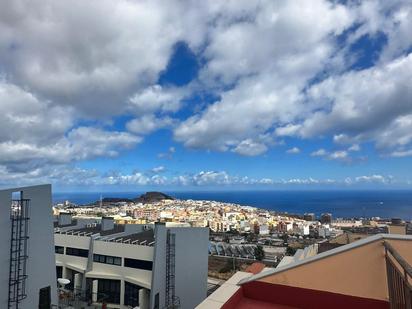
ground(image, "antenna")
xmin=100 ymin=194 xmax=102 ymax=208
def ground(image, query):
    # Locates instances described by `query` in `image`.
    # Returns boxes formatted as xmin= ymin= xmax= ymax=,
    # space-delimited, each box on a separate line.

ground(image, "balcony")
xmin=199 ymin=234 xmax=412 ymax=309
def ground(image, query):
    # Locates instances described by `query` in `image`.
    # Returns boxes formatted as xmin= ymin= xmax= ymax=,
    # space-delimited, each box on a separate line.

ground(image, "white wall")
xmin=150 ymin=224 xmax=209 ymax=309
xmin=150 ymin=223 xmax=167 ymax=309
xmin=55 ymin=234 xmax=155 ymax=288
xmin=0 ymin=185 xmax=57 ymax=309
xmin=173 ymin=227 xmax=209 ymax=309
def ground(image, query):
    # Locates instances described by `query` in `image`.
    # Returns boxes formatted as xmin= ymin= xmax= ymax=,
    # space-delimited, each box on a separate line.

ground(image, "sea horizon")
xmin=53 ymin=189 xmax=412 ymax=220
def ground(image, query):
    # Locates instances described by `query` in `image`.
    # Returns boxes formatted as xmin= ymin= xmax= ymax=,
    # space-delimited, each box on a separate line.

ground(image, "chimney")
xmin=58 ymin=212 xmax=73 ymax=226
xmin=101 ymin=217 xmax=114 ymax=231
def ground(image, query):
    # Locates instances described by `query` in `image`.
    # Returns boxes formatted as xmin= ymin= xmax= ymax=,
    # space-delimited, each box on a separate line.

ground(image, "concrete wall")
xmin=150 ymin=223 xmax=167 ymax=309
xmin=0 ymin=185 xmax=57 ymax=309
xmin=150 ymin=224 xmax=209 ymax=309
xmin=55 ymin=233 xmax=155 ymax=288
xmin=173 ymin=227 xmax=209 ymax=309
xmin=258 ymin=237 xmax=412 ymax=301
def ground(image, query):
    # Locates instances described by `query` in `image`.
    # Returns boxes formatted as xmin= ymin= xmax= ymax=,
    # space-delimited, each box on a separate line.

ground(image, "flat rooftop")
xmin=57 ymin=224 xmax=125 ymax=236
xmin=111 ymin=229 xmax=155 ymax=245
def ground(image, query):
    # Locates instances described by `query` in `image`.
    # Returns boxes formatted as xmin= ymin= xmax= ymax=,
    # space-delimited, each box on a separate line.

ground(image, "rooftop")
xmin=198 ymin=233 xmax=412 ymax=309
xmin=55 ymin=224 xmax=125 ymax=236
xmin=110 ymin=229 xmax=155 ymax=246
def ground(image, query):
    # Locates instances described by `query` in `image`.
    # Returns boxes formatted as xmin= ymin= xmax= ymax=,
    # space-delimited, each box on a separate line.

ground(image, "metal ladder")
xmin=8 ymin=198 xmax=30 ymax=309
xmin=165 ymin=230 xmax=180 ymax=308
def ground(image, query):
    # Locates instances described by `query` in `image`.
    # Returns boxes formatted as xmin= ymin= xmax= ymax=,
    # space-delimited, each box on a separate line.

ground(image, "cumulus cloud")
xmin=311 ymin=149 xmax=328 ymax=157
xmin=355 ymin=174 xmax=393 ymax=184
xmin=174 ymin=1 xmax=412 ymax=157
xmin=233 ymin=139 xmax=268 ymax=156
xmin=348 ymin=144 xmax=361 ymax=152
xmin=174 ymin=0 xmax=354 ymax=154
xmin=310 ymin=146 xmax=369 ymax=163
xmin=286 ymin=147 xmax=300 ymax=154
xmin=0 ymin=0 xmax=411 ymax=186
xmin=301 ymin=54 xmax=412 ymax=145
xmin=127 ymin=85 xmax=186 ymax=115
xmin=126 ymin=115 xmax=175 ymax=135
xmin=152 ymin=166 xmax=166 ymax=173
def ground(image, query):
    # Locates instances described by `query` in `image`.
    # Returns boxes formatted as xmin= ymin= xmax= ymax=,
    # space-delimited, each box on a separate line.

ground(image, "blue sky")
xmin=0 ymin=0 xmax=412 ymax=191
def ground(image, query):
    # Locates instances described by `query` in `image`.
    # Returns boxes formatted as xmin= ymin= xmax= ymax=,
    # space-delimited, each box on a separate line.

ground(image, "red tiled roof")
xmin=245 ymin=262 xmax=266 ymax=274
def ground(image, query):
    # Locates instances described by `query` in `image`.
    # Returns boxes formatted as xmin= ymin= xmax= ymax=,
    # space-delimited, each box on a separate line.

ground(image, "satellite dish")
xmin=58 ymin=278 xmax=70 ymax=286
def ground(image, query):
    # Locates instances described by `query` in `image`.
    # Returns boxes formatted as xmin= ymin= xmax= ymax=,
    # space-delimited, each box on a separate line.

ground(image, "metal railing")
xmin=58 ymin=288 xmax=109 ymax=308
xmin=384 ymin=241 xmax=412 ymax=309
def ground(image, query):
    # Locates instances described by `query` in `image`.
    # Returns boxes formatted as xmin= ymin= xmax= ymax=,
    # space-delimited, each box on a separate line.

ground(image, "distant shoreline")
xmin=53 ymin=190 xmax=412 ymax=220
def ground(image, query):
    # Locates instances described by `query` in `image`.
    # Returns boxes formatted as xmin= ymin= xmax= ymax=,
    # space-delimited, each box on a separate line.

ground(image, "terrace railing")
xmin=384 ymin=241 xmax=412 ymax=309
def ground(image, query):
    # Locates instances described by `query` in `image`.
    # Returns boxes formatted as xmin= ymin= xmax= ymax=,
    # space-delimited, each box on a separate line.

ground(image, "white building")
xmin=298 ymin=224 xmax=310 ymax=236
xmin=55 ymin=215 xmax=209 ymax=309
xmin=318 ymin=226 xmax=331 ymax=238
xmin=331 ymin=219 xmax=363 ymax=228
xmin=259 ymin=224 xmax=269 ymax=235
xmin=0 ymin=185 xmax=57 ymax=309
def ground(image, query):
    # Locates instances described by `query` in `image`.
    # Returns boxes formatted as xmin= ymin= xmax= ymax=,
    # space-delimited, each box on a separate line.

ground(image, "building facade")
xmin=0 ymin=185 xmax=57 ymax=309
xmin=55 ymin=216 xmax=209 ymax=309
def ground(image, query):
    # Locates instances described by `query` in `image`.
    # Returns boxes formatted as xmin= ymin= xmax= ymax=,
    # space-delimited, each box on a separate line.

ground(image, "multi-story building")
xmin=303 ymin=213 xmax=316 ymax=221
xmin=320 ymin=213 xmax=332 ymax=224
xmin=0 ymin=185 xmax=57 ymax=309
xmin=55 ymin=215 xmax=209 ymax=309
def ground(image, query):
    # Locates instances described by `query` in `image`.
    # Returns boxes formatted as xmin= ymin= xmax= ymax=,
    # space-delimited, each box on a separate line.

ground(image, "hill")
xmin=134 ymin=191 xmax=174 ymax=204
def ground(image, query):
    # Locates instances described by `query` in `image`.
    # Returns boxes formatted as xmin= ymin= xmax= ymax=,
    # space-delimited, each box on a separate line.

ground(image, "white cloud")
xmin=286 ymin=147 xmax=300 ymax=154
xmin=0 ymin=0 xmax=411 ymax=187
xmin=311 ymin=149 xmax=328 ymax=157
xmin=355 ymin=174 xmax=392 ymax=184
xmin=126 ymin=115 xmax=174 ymax=135
xmin=348 ymin=144 xmax=360 ymax=152
xmin=329 ymin=150 xmax=348 ymax=160
xmin=389 ymin=149 xmax=412 ymax=157
xmin=310 ymin=148 xmax=353 ymax=163
xmin=0 ymin=126 xmax=141 ymax=167
xmin=233 ymin=139 xmax=268 ymax=156
xmin=152 ymin=166 xmax=166 ymax=173
xmin=0 ymin=0 xmax=190 ymax=116
xmin=174 ymin=0 xmax=354 ymax=154
xmin=0 ymin=163 xmax=406 ymax=188
xmin=127 ymin=85 xmax=185 ymax=115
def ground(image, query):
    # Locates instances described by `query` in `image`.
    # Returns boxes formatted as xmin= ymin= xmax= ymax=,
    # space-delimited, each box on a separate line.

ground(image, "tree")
xmin=254 ymin=245 xmax=265 ymax=261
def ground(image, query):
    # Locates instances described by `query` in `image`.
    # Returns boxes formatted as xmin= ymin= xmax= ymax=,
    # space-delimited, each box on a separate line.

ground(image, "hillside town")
xmin=53 ymin=192 xmax=411 ymax=268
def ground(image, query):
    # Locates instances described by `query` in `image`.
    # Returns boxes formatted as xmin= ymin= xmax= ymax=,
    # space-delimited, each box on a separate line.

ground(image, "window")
xmin=124 ymin=258 xmax=153 ymax=271
xmin=55 ymin=246 xmax=64 ymax=254
xmin=93 ymin=254 xmax=121 ymax=266
xmin=97 ymin=279 xmax=120 ymax=304
xmin=66 ymin=247 xmax=89 ymax=258
xmin=124 ymin=281 xmax=143 ymax=307
xmin=56 ymin=266 xmax=62 ymax=279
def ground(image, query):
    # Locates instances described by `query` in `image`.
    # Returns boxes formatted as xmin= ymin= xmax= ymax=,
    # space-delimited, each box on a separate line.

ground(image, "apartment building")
xmin=55 ymin=215 xmax=209 ymax=309
xmin=0 ymin=185 xmax=57 ymax=309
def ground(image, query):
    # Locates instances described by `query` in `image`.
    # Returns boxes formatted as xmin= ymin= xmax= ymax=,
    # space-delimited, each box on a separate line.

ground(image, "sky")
xmin=0 ymin=0 xmax=412 ymax=191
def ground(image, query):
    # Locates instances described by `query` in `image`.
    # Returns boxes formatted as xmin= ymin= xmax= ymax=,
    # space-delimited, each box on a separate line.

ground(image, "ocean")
xmin=53 ymin=190 xmax=412 ymax=220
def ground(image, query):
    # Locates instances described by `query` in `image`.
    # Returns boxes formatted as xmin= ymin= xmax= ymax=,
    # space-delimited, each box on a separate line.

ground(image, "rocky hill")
xmin=134 ymin=191 xmax=174 ymax=204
